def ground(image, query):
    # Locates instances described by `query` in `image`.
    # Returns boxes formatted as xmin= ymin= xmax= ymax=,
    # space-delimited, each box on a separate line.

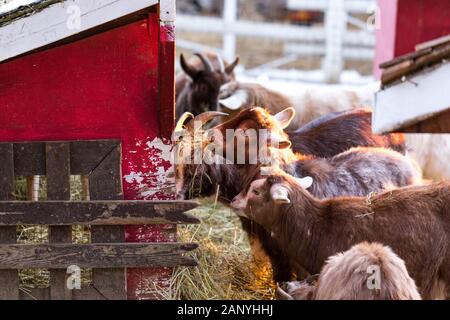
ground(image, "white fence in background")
xmin=176 ymin=0 xmax=377 ymax=83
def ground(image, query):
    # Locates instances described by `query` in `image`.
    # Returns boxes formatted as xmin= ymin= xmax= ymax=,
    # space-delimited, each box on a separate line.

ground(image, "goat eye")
xmin=252 ymin=189 xmax=260 ymax=196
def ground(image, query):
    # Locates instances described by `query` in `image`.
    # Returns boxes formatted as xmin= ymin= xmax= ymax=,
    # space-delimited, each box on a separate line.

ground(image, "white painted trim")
xmin=373 ymin=62 xmax=450 ymax=134
xmin=0 ymin=0 xmax=159 ymax=62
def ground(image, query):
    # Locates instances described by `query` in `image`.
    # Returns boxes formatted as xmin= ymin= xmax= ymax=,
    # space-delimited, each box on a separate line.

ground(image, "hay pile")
xmin=157 ymin=198 xmax=275 ymax=300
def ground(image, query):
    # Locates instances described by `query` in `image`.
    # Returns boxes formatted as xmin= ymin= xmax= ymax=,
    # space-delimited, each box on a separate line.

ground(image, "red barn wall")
xmin=0 ymin=10 xmax=176 ymax=299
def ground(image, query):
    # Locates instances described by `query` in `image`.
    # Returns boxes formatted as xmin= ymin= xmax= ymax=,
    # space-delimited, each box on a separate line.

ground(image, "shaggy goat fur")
xmin=277 ymin=242 xmax=422 ymax=300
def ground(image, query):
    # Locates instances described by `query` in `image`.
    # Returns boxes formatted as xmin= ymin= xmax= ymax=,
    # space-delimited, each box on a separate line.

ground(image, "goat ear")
xmin=274 ymin=107 xmax=296 ymax=129
xmin=225 ymin=56 xmax=240 ymax=74
xmin=180 ymin=54 xmax=197 ymax=79
xmin=296 ymin=176 xmax=313 ymax=189
xmin=270 ymin=185 xmax=290 ymax=204
xmin=219 ymin=89 xmax=248 ymax=110
xmin=269 ymin=133 xmax=292 ymax=149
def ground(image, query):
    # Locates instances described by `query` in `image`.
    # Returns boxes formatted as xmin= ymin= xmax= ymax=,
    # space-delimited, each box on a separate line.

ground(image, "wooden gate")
xmin=0 ymin=140 xmax=198 ymax=300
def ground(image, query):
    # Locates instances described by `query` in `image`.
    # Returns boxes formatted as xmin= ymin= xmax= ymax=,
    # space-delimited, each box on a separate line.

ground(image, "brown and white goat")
xmin=276 ymin=242 xmax=422 ymax=300
xmin=231 ymin=171 xmax=449 ymax=299
xmin=176 ymin=52 xmax=239 ymax=119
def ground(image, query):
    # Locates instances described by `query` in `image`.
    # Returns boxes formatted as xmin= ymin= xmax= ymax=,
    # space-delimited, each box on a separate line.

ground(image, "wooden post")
xmin=223 ymin=0 xmax=237 ymax=63
xmin=0 ymin=143 xmax=19 ymax=299
xmin=26 ymin=176 xmax=40 ymax=201
xmin=89 ymin=143 xmax=126 ymax=300
xmin=46 ymin=142 xmax=72 ymax=300
xmin=323 ymin=0 xmax=346 ymax=83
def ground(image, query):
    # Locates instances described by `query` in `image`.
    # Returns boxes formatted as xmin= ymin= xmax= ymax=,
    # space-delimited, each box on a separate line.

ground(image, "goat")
xmin=289 ymin=108 xmax=406 ymax=157
xmin=176 ymin=52 xmax=236 ymax=101
xmin=276 ymin=242 xmax=422 ymax=300
xmin=231 ymin=171 xmax=449 ymax=299
xmin=403 ymin=134 xmax=450 ymax=181
xmin=212 ymin=107 xmax=420 ymax=200
xmin=174 ymin=107 xmax=409 ymax=201
xmin=218 ymin=81 xmax=294 ymax=128
xmin=218 ymin=81 xmax=369 ymax=130
xmin=174 ymin=108 xmax=421 ymax=283
xmin=176 ymin=52 xmax=239 ymax=120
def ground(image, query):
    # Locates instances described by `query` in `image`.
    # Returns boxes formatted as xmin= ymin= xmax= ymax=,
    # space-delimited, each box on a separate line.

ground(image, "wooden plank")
xmin=379 ymin=48 xmax=431 ymax=69
xmin=46 ymin=142 xmax=72 ymax=300
xmin=19 ymin=286 xmax=111 ymax=300
xmin=401 ymin=109 xmax=450 ymax=133
xmin=26 ymin=176 xmax=38 ymax=201
xmin=0 ymin=143 xmax=19 ymax=300
xmin=0 ymin=0 xmax=160 ymax=62
xmin=88 ymin=143 xmax=126 ymax=300
xmin=415 ymin=34 xmax=450 ymax=52
xmin=0 ymin=243 xmax=198 ymax=269
xmin=20 ymin=282 xmax=180 ymax=300
xmin=19 ymin=287 xmax=50 ymax=301
xmin=13 ymin=143 xmax=46 ymax=176
xmin=381 ymin=59 xmax=413 ymax=85
xmin=382 ymin=43 xmax=450 ymax=86
xmin=13 ymin=140 xmax=121 ymax=176
xmin=70 ymin=140 xmax=120 ymax=175
xmin=0 ymin=201 xmax=200 ymax=225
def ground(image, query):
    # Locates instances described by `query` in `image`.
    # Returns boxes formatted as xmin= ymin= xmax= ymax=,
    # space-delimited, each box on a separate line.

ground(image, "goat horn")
xmin=194 ymin=52 xmax=214 ymax=73
xmin=186 ymin=111 xmax=228 ymax=131
xmin=218 ymin=55 xmax=225 ymax=73
xmin=276 ymin=285 xmax=294 ymax=301
xmin=175 ymin=112 xmax=194 ymax=132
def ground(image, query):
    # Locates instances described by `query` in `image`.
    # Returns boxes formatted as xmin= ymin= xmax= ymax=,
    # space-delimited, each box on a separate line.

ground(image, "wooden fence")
xmin=177 ymin=0 xmax=377 ymax=83
xmin=0 ymin=140 xmax=199 ymax=300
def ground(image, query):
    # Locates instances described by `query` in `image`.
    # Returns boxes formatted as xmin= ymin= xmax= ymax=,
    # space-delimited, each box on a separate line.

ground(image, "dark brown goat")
xmin=176 ymin=52 xmax=239 ymax=119
xmin=176 ymin=52 xmax=235 ymax=101
xmin=288 ymin=108 xmax=406 ymax=157
xmin=174 ymin=108 xmax=419 ymax=282
xmin=231 ymin=171 xmax=449 ymax=299
xmin=276 ymin=242 xmax=422 ymax=300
